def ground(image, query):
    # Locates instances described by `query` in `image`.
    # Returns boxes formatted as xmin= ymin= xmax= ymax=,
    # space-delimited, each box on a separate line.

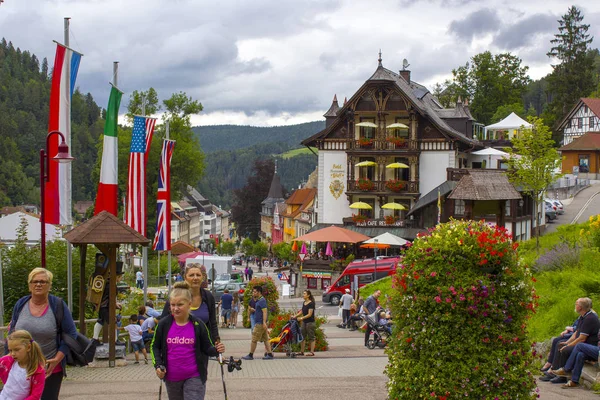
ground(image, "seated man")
xmin=540 ymin=318 xmax=579 ymax=372
xmin=540 ymin=298 xmax=600 ymax=384
xmin=552 ymin=340 xmax=600 ymax=388
xmin=141 ymin=317 xmax=158 ymax=350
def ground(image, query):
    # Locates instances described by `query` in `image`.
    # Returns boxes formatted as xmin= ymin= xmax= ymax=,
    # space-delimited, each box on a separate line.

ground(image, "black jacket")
xmin=161 ymin=288 xmax=219 ymax=342
xmin=151 ymin=314 xmax=218 ymax=383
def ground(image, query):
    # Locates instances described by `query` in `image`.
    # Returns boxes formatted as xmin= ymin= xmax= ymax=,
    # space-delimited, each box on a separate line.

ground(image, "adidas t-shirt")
xmin=166 ymin=321 xmax=199 ymax=382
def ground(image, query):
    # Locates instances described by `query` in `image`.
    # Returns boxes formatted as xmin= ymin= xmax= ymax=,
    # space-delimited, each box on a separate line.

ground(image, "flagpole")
xmin=166 ymin=120 xmax=172 ymax=294
xmin=141 ymin=94 xmax=148 ymax=304
xmin=64 ymin=16 xmax=74 ymax=312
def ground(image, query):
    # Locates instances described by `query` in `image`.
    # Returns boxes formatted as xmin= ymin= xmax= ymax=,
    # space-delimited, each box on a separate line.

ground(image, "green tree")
xmin=125 ymin=88 xmax=160 ymax=122
xmin=452 ymin=51 xmax=531 ymax=125
xmin=506 ymin=117 xmax=561 ymax=250
xmin=546 ymin=6 xmax=595 ymax=128
xmin=217 ymin=241 xmax=236 ymax=256
xmin=252 ymin=242 xmax=268 ymax=259
xmin=272 ymin=242 xmax=296 ymax=264
xmin=240 ymin=238 xmax=254 ymax=255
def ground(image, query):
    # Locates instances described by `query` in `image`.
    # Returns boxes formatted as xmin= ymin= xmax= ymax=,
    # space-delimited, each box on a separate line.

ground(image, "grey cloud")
xmin=448 ymin=8 xmax=501 ymax=41
xmin=495 ymin=14 xmax=558 ymax=50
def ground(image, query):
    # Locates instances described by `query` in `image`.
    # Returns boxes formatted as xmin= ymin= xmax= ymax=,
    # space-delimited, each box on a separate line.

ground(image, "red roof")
xmin=582 ymin=98 xmax=600 ymax=118
xmin=559 ymin=132 xmax=600 ymax=151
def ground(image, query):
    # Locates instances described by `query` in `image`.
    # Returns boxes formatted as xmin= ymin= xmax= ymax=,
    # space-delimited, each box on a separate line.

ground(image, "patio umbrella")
xmin=325 ymin=242 xmax=333 ymax=256
xmin=386 ymin=123 xmax=409 ymax=129
xmin=291 ymin=241 xmax=298 ymax=252
xmin=349 ymin=201 xmax=373 ymax=210
xmin=363 ymin=232 xmax=409 ymax=246
xmin=386 ymin=162 xmax=409 ymax=169
xmin=360 ymin=243 xmax=391 ymax=249
xmin=381 ymin=202 xmax=406 ymax=210
xmin=300 ymin=242 xmax=307 ymax=254
xmin=355 ymin=121 xmax=378 ymax=128
xmin=295 ymin=226 xmax=370 ymax=243
xmin=355 ymin=161 xmax=377 ymax=167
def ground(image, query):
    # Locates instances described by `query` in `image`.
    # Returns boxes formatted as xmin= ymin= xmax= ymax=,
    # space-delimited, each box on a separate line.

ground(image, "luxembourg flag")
xmin=44 ymin=43 xmax=82 ymax=225
xmin=94 ymin=85 xmax=123 ymax=216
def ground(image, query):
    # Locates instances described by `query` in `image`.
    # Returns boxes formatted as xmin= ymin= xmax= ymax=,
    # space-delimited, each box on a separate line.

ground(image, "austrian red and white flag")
xmin=44 ymin=43 xmax=82 ymax=225
xmin=125 ymin=116 xmax=156 ymax=235
xmin=94 ymin=85 xmax=123 ymax=216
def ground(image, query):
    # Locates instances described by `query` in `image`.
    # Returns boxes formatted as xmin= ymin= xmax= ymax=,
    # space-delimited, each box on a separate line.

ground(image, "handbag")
xmin=54 ymin=300 xmax=96 ymax=366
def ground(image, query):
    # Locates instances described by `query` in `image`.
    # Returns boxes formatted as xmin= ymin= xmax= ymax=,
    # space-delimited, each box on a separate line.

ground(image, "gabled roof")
xmin=282 ymin=188 xmax=317 ymax=219
xmin=302 ymin=62 xmax=480 ymax=147
xmin=557 ymin=98 xmax=600 ymax=131
xmin=485 ymin=112 xmax=531 ymax=130
xmin=64 ymin=211 xmax=150 ymax=245
xmin=448 ymin=170 xmax=521 ymax=201
xmin=559 ymin=132 xmax=600 ymax=151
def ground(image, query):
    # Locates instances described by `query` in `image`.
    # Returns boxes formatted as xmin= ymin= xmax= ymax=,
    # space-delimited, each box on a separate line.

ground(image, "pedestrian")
xmin=136 ymin=269 xmax=144 ymax=289
xmin=244 ymin=266 xmax=249 ymax=281
xmin=248 ymin=267 xmax=254 ymax=281
xmin=242 ymin=286 xmax=274 ymax=360
xmin=219 ymin=289 xmax=233 ymax=328
xmin=123 ymin=315 xmax=148 ymax=364
xmin=295 ymin=290 xmax=316 ymax=356
xmin=248 ymin=295 xmax=257 ymax=332
xmin=339 ymin=289 xmax=353 ymax=328
xmin=0 ymin=330 xmax=46 ymax=400
xmin=363 ymin=290 xmax=381 ymax=347
xmin=6 ymin=268 xmax=78 ymax=400
xmin=137 ymin=305 xmax=148 ymax=326
xmin=152 ymin=281 xmax=225 ymax=400
xmin=165 ymin=272 xmax=170 ymax=285
xmin=145 ymin=301 xmax=161 ymax=318
xmin=231 ymin=292 xmax=240 ymax=329
xmin=141 ymin=317 xmax=158 ymax=350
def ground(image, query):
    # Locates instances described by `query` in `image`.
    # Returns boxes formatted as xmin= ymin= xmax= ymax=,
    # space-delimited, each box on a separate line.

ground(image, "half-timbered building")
xmin=558 ymin=98 xmax=600 ymax=145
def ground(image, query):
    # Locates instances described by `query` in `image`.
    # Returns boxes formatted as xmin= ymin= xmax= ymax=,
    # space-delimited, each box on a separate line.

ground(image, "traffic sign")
xmin=298 ymin=253 xmax=307 ymax=261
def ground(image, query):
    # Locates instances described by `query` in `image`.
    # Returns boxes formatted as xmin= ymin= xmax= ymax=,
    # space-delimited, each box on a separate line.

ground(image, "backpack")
xmin=54 ymin=302 xmax=96 ymax=367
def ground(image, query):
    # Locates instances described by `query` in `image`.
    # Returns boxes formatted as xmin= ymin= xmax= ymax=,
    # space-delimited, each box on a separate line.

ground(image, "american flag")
xmin=125 ymin=116 xmax=156 ymax=235
xmin=152 ymin=139 xmax=175 ymax=251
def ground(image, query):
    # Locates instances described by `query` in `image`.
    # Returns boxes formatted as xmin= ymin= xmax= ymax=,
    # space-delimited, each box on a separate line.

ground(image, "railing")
xmin=347 ymin=179 xmax=418 ymax=193
xmin=349 ymin=139 xmax=418 ymax=151
xmin=447 ymin=168 xmax=470 ymax=181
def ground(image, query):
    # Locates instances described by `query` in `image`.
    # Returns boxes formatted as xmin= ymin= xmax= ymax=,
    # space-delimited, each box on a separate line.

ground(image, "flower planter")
xmin=385 ymin=180 xmax=406 ymax=192
xmin=356 ymin=179 xmax=375 ymax=191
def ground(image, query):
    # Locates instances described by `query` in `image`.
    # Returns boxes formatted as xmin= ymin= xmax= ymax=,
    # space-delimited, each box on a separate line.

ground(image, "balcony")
xmin=347 ymin=179 xmax=419 ymax=194
xmin=349 ymin=139 xmax=419 ymax=151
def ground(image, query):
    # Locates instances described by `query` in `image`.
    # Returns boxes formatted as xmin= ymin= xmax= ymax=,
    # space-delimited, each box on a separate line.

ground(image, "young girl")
xmin=152 ymin=281 xmax=225 ymax=400
xmin=230 ymin=292 xmax=240 ymax=328
xmin=0 ymin=330 xmax=46 ymax=400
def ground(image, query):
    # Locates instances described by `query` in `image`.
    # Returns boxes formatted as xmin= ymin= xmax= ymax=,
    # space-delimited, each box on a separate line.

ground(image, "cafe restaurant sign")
xmin=355 ymin=219 xmax=406 ymax=227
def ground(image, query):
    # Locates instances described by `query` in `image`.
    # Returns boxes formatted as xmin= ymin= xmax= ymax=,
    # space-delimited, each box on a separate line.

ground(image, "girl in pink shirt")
xmin=152 ymin=281 xmax=225 ymax=400
xmin=0 ymin=330 xmax=46 ymax=400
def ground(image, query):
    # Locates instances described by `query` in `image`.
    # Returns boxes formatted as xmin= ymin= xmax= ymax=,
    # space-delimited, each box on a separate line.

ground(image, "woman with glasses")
xmin=5 ymin=267 xmax=78 ymax=400
xmin=161 ymin=263 xmax=219 ymax=344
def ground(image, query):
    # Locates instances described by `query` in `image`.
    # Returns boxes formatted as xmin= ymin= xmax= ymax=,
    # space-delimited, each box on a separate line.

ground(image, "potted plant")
xmin=384 ymin=215 xmax=398 ymax=225
xmin=356 ymin=178 xmax=375 ymax=191
xmin=359 ymin=138 xmax=374 ymax=148
xmin=386 ymin=136 xmax=408 ymax=148
xmin=385 ymin=179 xmax=406 ymax=192
xmin=351 ymin=213 xmax=368 ymax=223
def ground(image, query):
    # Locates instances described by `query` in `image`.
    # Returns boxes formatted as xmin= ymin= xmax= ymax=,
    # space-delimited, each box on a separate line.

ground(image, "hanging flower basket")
xmin=385 ymin=215 xmax=398 ymax=225
xmin=385 ymin=179 xmax=406 ymax=192
xmin=356 ymin=178 xmax=375 ymax=191
xmin=386 ymin=137 xmax=408 ymax=148
xmin=352 ymin=213 xmax=368 ymax=223
xmin=359 ymin=138 xmax=374 ymax=148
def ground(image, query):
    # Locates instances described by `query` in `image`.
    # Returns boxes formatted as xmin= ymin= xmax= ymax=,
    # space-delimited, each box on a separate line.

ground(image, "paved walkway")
xmin=546 ymin=182 xmax=600 ymax=234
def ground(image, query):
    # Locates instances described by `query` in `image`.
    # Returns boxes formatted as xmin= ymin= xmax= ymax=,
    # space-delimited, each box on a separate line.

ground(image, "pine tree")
xmin=546 ymin=6 xmax=595 ymax=127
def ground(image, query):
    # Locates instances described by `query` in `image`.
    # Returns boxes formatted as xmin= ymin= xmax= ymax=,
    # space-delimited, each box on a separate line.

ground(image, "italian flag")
xmin=94 ymin=85 xmax=123 ymax=216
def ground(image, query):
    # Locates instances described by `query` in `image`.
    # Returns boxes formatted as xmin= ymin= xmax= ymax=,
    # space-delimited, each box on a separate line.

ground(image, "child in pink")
xmin=0 ymin=330 xmax=46 ymax=400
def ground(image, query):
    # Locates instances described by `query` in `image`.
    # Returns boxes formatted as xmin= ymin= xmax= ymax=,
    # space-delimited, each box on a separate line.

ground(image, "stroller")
xmin=362 ymin=309 xmax=390 ymax=349
xmin=268 ymin=318 xmax=303 ymax=357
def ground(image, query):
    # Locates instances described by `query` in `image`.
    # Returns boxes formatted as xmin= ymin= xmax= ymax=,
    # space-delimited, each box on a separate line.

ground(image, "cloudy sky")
xmin=1 ymin=0 xmax=599 ymax=126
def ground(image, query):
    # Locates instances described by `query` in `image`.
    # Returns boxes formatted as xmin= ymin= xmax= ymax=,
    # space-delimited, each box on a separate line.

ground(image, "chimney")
xmin=399 ymin=69 xmax=410 ymax=84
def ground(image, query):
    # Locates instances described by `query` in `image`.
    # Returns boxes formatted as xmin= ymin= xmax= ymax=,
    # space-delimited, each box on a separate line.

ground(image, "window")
xmin=359 ymin=118 xmax=376 ymax=139
xmin=321 ymin=278 xmax=331 ymax=290
xmin=394 ymin=157 xmax=410 ymax=181
xmin=358 ymin=197 xmax=375 ymax=219
xmin=335 ymin=275 xmax=350 ymax=287
xmin=498 ymin=160 xmax=508 ymax=170
xmin=566 ymin=120 xmax=571 ymax=129
xmin=585 ymin=105 xmax=589 ymax=113
xmin=358 ymin=274 xmax=373 ymax=284
xmin=358 ymin=157 xmax=376 ymax=180
xmin=590 ymin=117 xmax=595 ymax=129
xmin=307 ymin=278 xmax=317 ymax=289
xmin=579 ymin=155 xmax=590 ymax=173
xmin=454 ymin=199 xmax=465 ymax=216
xmin=578 ymin=118 xmax=583 ymax=129
xmin=505 ymin=201 xmax=511 ymax=217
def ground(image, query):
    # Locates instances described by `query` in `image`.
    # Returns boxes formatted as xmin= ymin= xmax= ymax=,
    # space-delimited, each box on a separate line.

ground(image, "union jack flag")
xmin=152 ymin=139 xmax=175 ymax=251
xmin=125 ymin=116 xmax=156 ymax=235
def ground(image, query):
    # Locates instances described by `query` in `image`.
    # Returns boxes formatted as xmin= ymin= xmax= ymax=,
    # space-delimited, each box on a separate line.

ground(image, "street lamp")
xmin=40 ymin=130 xmax=74 ymax=268
xmin=373 ymin=238 xmax=378 ymax=281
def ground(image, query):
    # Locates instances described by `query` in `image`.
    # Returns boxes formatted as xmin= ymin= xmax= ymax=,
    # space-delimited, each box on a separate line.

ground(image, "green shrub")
xmin=242 ymin=276 xmax=280 ymax=328
xmin=268 ymin=311 xmax=328 ymax=352
xmin=386 ymin=219 xmax=537 ymax=399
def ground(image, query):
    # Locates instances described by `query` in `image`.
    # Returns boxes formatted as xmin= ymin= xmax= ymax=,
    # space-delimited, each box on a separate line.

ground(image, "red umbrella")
xmin=294 ymin=226 xmax=370 ymax=243
xmin=177 ymin=251 xmax=211 ymax=267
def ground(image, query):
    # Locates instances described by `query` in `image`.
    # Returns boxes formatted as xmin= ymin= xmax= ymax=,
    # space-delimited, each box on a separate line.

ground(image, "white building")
xmin=558 ymin=98 xmax=600 ymax=145
xmin=0 ymin=211 xmax=62 ymax=247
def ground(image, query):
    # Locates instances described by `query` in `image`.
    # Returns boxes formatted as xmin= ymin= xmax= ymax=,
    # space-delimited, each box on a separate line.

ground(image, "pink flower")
xmin=459 ymin=294 xmax=466 ymax=301
xmin=431 ymin=272 xmax=437 ymax=277
xmin=434 ymin=296 xmax=442 ymax=303
xmin=445 ymin=297 xmax=452 ymax=303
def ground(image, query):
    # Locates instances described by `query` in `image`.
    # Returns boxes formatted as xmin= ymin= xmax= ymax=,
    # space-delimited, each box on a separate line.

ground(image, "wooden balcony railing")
xmin=347 ymin=180 xmax=419 ymax=193
xmin=350 ymin=139 xmax=418 ymax=151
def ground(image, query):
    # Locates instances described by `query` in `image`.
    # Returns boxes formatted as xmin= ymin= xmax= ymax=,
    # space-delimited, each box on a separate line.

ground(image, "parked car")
xmin=233 ymin=256 xmax=243 ymax=265
xmin=213 ymin=273 xmax=232 ymax=286
xmin=545 ymin=198 xmax=564 ymax=215
xmin=213 ymin=282 xmax=247 ymax=303
xmin=116 ymin=281 xmax=130 ymax=294
xmin=544 ymin=202 xmax=557 ymax=223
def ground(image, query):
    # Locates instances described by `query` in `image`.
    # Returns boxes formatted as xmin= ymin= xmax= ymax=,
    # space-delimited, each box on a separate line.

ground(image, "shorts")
xmin=252 ymin=324 xmax=269 ymax=343
xmin=301 ymin=321 xmax=316 ymax=342
xmin=232 ymin=306 xmax=239 ymax=313
xmin=221 ymin=308 xmax=231 ymax=320
xmin=131 ymin=339 xmax=144 ymax=352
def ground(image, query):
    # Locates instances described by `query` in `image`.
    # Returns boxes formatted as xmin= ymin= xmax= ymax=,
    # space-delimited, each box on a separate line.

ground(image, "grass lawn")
xmin=280 ymin=147 xmax=317 ymax=159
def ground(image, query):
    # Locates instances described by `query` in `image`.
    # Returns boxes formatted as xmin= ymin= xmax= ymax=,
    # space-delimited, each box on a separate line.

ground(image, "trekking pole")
xmin=158 ymin=366 xmax=165 ymax=400
xmin=219 ymin=353 xmax=228 ymax=400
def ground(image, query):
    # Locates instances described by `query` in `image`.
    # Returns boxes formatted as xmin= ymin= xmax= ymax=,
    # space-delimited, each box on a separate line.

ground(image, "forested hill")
xmin=192 ymin=121 xmax=324 ymax=153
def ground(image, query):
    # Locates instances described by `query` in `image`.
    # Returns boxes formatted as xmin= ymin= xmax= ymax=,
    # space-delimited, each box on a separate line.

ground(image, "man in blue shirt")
xmin=145 ymin=301 xmax=161 ymax=318
xmin=242 ymin=286 xmax=274 ymax=360
xmin=220 ymin=289 xmax=233 ymax=328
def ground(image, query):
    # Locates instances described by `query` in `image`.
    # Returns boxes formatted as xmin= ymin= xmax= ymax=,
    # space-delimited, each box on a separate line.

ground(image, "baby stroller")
xmin=362 ymin=309 xmax=390 ymax=349
xmin=268 ymin=318 xmax=303 ymax=357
